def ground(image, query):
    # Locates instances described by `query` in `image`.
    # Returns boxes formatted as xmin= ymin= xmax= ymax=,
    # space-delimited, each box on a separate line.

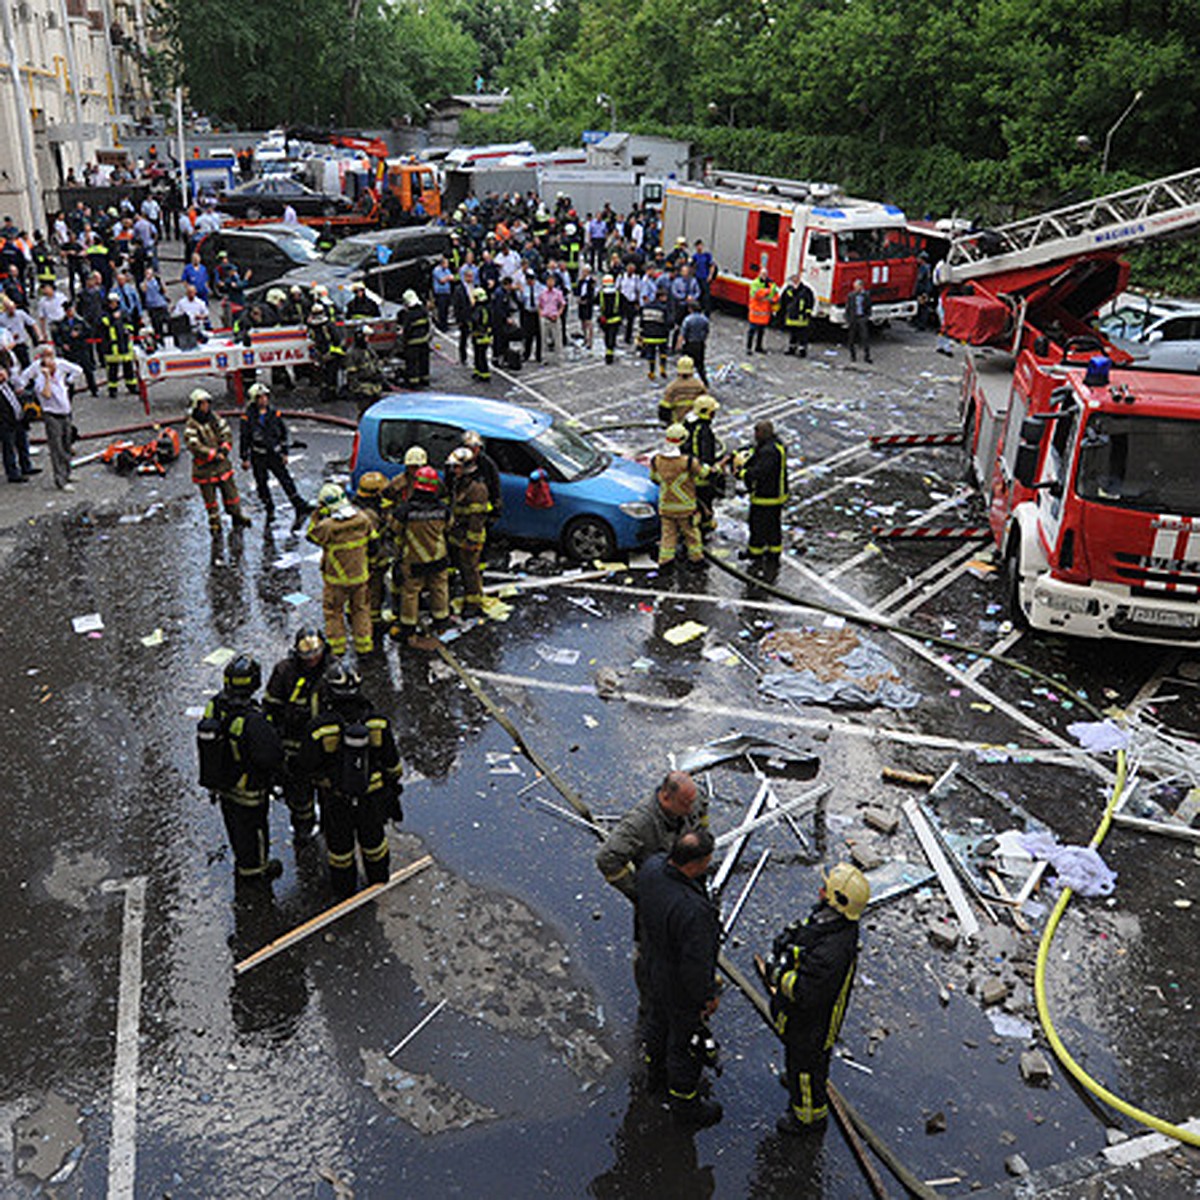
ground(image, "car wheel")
xmin=562 ymin=515 xmax=616 ymax=563
xmin=1004 ymin=538 xmax=1029 ymax=630
xmin=246 ymin=205 xmax=262 ymax=220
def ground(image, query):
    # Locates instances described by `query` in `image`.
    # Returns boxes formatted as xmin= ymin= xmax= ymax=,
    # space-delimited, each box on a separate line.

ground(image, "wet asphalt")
xmin=0 ymin=288 xmax=1197 ymax=1197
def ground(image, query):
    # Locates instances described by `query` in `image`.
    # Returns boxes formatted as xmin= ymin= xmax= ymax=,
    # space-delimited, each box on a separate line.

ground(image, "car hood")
xmin=582 ymin=452 xmax=657 ymax=503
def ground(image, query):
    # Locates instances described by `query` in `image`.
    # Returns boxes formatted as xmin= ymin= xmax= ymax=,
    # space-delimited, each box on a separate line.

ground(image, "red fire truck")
xmin=662 ymin=171 xmax=922 ymax=323
xmin=947 ymin=167 xmax=1200 ymax=644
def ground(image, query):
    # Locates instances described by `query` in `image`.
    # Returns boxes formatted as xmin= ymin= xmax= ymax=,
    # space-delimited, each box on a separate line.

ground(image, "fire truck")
xmin=945 ymin=167 xmax=1200 ymax=644
xmin=661 ymin=171 xmax=922 ymax=323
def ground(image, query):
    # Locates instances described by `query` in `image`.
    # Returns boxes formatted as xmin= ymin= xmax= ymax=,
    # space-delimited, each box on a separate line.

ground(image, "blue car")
xmin=350 ymin=394 xmax=659 ymax=561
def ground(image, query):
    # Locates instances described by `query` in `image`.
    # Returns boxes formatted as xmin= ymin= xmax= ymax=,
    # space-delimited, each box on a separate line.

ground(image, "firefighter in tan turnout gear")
xmin=184 ymin=388 xmax=251 ymax=534
xmin=447 ymin=446 xmax=489 ymax=617
xmin=306 ymin=482 xmax=377 ymax=656
xmin=650 ymin=423 xmax=708 ymax=568
xmin=390 ymin=464 xmax=451 ymax=645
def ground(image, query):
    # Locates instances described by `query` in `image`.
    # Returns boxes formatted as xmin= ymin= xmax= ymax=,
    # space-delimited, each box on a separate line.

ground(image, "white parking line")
xmin=802 ymin=446 xmax=918 ymax=507
xmin=874 ymin=541 xmax=982 ymax=613
xmin=104 ymin=875 xmax=147 ymax=1200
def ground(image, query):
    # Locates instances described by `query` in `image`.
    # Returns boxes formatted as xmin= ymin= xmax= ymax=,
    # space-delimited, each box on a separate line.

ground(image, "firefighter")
xmin=184 ymin=388 xmax=251 ymax=534
xmin=470 ymin=287 xmax=492 ymax=382
xmin=685 ymin=393 xmax=724 ymax=538
xmin=759 ymin=863 xmax=869 ymax=1135
xmin=307 ymin=303 xmax=342 ymax=401
xmin=461 ymin=429 xmax=501 ymax=527
xmin=746 ymin=266 xmax=777 ymax=354
xmin=391 ymin=464 xmax=451 ymax=645
xmin=197 ymin=654 xmax=284 ymax=886
xmin=300 ymin=664 xmax=402 ymax=899
xmin=400 ymin=289 xmax=431 ymax=387
xmin=779 ymin=272 xmax=815 ymax=357
xmin=650 ymin=424 xmax=708 ymax=569
xmin=639 ymin=283 xmax=670 ymax=380
xmin=306 ymin=482 xmax=377 ymax=656
xmin=384 ymin=444 xmax=433 ymax=505
xmin=99 ymin=291 xmax=139 ymax=397
xmin=658 ymin=355 xmax=705 ymax=427
xmin=844 ymin=278 xmax=873 ymax=363
xmin=598 ymin=273 xmax=621 ymax=365
xmin=263 ymin=628 xmax=330 ymax=844
xmin=735 ymin=419 xmax=788 ymax=568
xmin=355 ymin=471 xmax=394 ymax=627
xmin=447 ymin=445 xmax=489 ymax=617
xmin=345 ymin=280 xmax=381 ymax=319
xmin=239 ymin=382 xmax=311 ymax=524
xmin=345 ymin=325 xmax=385 ymax=417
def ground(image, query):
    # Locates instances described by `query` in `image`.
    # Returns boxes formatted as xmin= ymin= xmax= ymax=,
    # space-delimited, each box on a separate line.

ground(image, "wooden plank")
xmin=234 ymin=855 xmax=434 ymax=975
xmin=902 ymin=799 xmax=980 ymax=940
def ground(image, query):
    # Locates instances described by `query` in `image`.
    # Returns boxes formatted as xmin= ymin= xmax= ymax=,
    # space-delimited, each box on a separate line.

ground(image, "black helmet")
xmin=224 ymin=653 xmax=261 ymax=697
xmin=293 ymin=626 xmax=327 ymax=662
xmin=324 ymin=663 xmax=361 ymax=702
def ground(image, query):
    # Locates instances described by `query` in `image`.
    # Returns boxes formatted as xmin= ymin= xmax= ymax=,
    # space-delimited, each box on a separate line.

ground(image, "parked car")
xmin=196 ymin=224 xmax=320 ymax=286
xmin=350 ymin=395 xmax=659 ymax=560
xmin=1109 ymin=303 xmax=1200 ymax=372
xmin=216 ymin=177 xmax=354 ymax=219
xmin=1094 ymin=291 xmax=1196 ymax=341
xmin=251 ymin=226 xmax=453 ymax=307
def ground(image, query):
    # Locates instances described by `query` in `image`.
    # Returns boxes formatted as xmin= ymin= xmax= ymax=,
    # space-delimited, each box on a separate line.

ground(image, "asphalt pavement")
xmin=0 ymin=278 xmax=1196 ymax=1197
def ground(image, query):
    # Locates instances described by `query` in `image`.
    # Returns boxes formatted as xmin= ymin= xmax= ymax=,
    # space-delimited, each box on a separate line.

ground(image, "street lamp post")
xmin=1101 ymin=89 xmax=1144 ymax=175
xmin=596 ymin=93 xmax=616 ymax=132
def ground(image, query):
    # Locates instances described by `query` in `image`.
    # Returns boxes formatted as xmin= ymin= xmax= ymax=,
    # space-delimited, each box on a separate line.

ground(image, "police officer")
xmin=759 ymin=863 xmax=869 ymax=1135
xmin=736 ymin=419 xmax=789 ymax=568
xmin=390 ymin=464 xmax=451 ymax=645
xmin=400 ymin=289 xmax=431 ymax=387
xmin=185 ymin=388 xmax=251 ymax=534
xmin=263 ymin=628 xmax=330 ymax=843
xmin=301 ymin=665 xmax=403 ymax=899
xmin=198 ymin=654 xmax=284 ymax=886
xmin=99 ymin=291 xmax=138 ymax=397
xmin=306 ymin=482 xmax=377 ymax=656
xmin=636 ymin=830 xmax=723 ymax=1127
xmin=239 ymin=382 xmax=311 ymax=523
xmin=447 ymin=446 xmax=489 ymax=617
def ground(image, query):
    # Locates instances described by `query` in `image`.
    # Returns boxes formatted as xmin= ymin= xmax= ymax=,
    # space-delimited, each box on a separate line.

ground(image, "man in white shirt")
xmin=35 ymin=281 xmax=68 ymax=342
xmin=0 ymin=296 xmax=38 ymax=369
xmin=18 ymin=343 xmax=83 ymax=490
xmin=171 ymin=283 xmax=211 ymax=343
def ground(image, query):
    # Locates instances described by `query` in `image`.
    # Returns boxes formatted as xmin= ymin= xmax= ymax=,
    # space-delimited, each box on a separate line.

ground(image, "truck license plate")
xmin=1130 ymin=606 xmax=1197 ymax=628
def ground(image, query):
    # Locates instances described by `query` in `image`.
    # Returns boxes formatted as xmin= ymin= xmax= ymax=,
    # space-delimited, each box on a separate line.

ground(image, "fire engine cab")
xmin=662 ymin=171 xmax=921 ymax=323
xmin=947 ymin=166 xmax=1200 ymax=644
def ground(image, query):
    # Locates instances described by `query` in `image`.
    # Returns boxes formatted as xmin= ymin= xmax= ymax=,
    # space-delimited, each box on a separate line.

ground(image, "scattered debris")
xmin=1019 ymin=1050 xmax=1053 ymax=1087
xmin=925 ymin=1110 xmax=948 ymax=1135
xmin=905 ymin=799 xmax=981 ymax=940
xmin=70 ymin=612 xmax=103 ymax=635
xmin=1020 ymin=831 xmax=1117 ymax=896
xmin=980 ymin=977 xmax=1010 ymax=1007
xmin=361 ymin=1051 xmax=497 ymax=1135
xmin=14 ymin=1093 xmax=81 ymax=1182
xmin=536 ymin=645 xmax=581 ymax=666
xmin=1004 ymin=1153 xmax=1030 ymax=1177
xmin=662 ymin=620 xmax=708 ymax=646
xmin=882 ymin=767 xmax=935 ymax=788
xmin=928 ymin=920 xmax=961 ymax=952
xmin=593 ymin=667 xmax=622 ymax=700
xmin=863 ymin=806 xmax=899 ymax=835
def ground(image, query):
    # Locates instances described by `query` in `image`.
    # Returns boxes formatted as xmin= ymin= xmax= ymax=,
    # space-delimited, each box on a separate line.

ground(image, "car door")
xmin=486 ymin=437 xmax=564 ymax=541
xmin=1144 ymin=316 xmax=1200 ymax=372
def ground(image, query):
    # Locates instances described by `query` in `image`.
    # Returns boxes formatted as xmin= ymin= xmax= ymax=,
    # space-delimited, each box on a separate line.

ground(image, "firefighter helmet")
xmin=823 ymin=862 xmax=870 ymax=921
xmin=402 ymin=289 xmax=421 ymax=307
xmin=403 ymin=446 xmax=428 ymax=467
xmin=473 ymin=287 xmax=487 ymax=301
xmin=356 ymin=471 xmax=388 ymax=498
xmin=324 ymin=663 xmax=361 ymax=701
xmin=692 ymin=394 xmax=719 ymax=419
xmin=293 ymin=626 xmax=327 ymax=663
xmin=266 ymin=287 xmax=287 ymax=307
xmin=447 ymin=446 xmax=474 ymax=469
xmin=676 ymin=355 xmax=695 ymax=376
xmin=223 ymin=653 xmax=261 ymax=698
xmin=602 ymin=274 xmax=615 ymax=285
xmin=412 ymin=465 xmax=439 ymax=493
xmin=665 ymin=423 xmax=688 ymax=445
xmin=461 ymin=429 xmax=483 ymax=450
xmin=317 ymin=482 xmax=345 ymax=509
xmin=247 ymin=382 xmax=270 ymax=401
xmin=189 ymin=387 xmax=212 ymax=407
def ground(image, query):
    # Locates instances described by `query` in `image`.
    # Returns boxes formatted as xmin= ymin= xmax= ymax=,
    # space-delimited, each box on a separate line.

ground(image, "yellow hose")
xmin=1033 ymin=748 xmax=1200 ymax=1145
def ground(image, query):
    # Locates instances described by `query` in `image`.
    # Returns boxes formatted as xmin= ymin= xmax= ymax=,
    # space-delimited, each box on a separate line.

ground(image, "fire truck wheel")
xmin=246 ymin=205 xmax=263 ymax=220
xmin=1004 ymin=542 xmax=1030 ymax=630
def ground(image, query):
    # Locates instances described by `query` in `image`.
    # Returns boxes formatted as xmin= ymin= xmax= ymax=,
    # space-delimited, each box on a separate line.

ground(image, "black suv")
xmin=196 ymin=225 xmax=321 ymax=287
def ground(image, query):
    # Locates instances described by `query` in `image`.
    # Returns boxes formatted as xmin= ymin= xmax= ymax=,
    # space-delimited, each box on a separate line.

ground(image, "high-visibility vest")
xmin=748 ymin=280 xmax=775 ymax=326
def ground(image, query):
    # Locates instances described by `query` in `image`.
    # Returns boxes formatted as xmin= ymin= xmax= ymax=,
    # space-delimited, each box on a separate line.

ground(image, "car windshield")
xmin=1076 ymin=413 xmax=1200 ymax=516
xmin=324 ymin=240 xmax=373 ymax=266
xmin=531 ymin=421 xmax=606 ymax=481
xmin=273 ymin=234 xmax=320 ymax=263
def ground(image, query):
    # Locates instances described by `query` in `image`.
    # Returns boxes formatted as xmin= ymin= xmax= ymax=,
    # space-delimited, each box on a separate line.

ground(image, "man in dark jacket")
xmin=239 ymin=382 xmax=310 ymax=523
xmin=636 ymin=829 xmax=723 ymax=1127
xmin=736 ymin=419 xmax=789 ymax=568
xmin=760 ymin=863 xmax=869 ymax=1135
xmin=844 ymin=278 xmax=873 ymax=363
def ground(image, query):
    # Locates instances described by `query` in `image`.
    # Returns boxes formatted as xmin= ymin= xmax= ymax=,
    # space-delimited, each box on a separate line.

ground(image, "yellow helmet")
xmin=317 ymin=482 xmax=345 ymax=509
xmin=188 ymin=387 xmax=212 ymax=407
xmin=676 ymin=355 xmax=695 ymax=376
xmin=823 ymin=863 xmax=870 ymax=921
xmin=356 ymin=471 xmax=388 ymax=498
xmin=665 ymin=423 xmax=688 ymax=445
xmin=691 ymin=393 xmax=719 ymax=419
xmin=403 ymin=446 xmax=428 ymax=467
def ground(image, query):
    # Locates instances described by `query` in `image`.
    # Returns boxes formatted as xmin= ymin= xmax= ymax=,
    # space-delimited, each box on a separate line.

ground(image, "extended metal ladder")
xmin=940 ymin=166 xmax=1200 ymax=283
